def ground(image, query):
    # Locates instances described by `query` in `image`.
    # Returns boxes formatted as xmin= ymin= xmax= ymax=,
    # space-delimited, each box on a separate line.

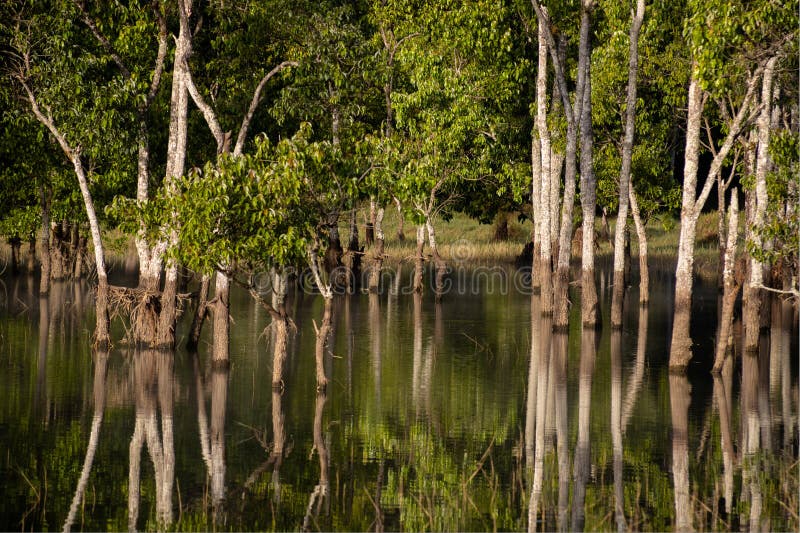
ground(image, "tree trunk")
xmin=154 ymin=0 xmax=192 ymax=349
xmin=531 ymin=128 xmax=542 ymax=292
xmin=629 ymin=186 xmax=649 ymax=304
xmin=611 ymin=0 xmax=645 ymax=329
xmin=426 ymin=219 xmax=446 ymax=300
xmin=394 ymin=197 xmax=405 ymax=241
xmin=579 ymin=43 xmax=598 ymax=326
xmin=271 ymin=270 xmax=289 ymax=387
xmin=668 ymin=70 xmax=703 ymax=368
xmin=712 ymin=191 xmax=740 ymax=372
xmin=368 ymin=208 xmax=385 ymax=293
xmin=365 ymin=199 xmax=376 ymax=246
xmin=535 ymin=12 xmax=553 ymax=315
xmin=413 ymin=225 xmax=425 ymax=294
xmin=10 ymin=238 xmax=21 ymax=276
xmin=314 ymin=297 xmax=332 ymax=390
xmin=187 ymin=274 xmax=211 ymax=351
xmin=26 ymin=237 xmax=35 ymax=273
xmin=39 ymin=186 xmax=51 ymax=295
xmin=212 ymin=272 xmax=230 ymax=368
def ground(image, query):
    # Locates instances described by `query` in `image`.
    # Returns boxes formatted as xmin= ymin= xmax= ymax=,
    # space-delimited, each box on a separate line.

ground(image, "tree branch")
xmin=694 ymin=67 xmax=762 ymax=214
xmin=233 ymin=61 xmax=298 ymax=156
xmin=72 ymin=0 xmax=131 ymax=79
xmin=183 ymin=61 xmax=226 ymax=153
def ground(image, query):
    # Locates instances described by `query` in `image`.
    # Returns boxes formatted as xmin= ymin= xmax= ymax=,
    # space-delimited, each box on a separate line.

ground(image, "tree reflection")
xmin=128 ymin=349 xmax=175 ymax=530
xmin=669 ymin=371 xmax=692 ymax=531
xmin=528 ymin=302 xmax=552 ymax=533
xmin=302 ymin=391 xmax=329 ymax=531
xmin=63 ymin=349 xmax=108 ymax=533
xmin=571 ymin=326 xmax=597 ymax=531
xmin=610 ymin=329 xmax=626 ymax=532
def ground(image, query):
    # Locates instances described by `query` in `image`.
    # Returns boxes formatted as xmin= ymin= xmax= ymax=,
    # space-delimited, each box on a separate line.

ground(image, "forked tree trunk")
xmin=712 ymin=191 xmax=740 ymax=373
xmin=368 ymin=208 xmax=385 ymax=293
xmin=629 ymin=186 xmax=649 ymax=304
xmin=669 ymin=63 xmax=761 ymax=369
xmin=669 ymin=70 xmax=705 ymax=366
xmin=611 ymin=0 xmax=645 ymax=329
xmin=413 ymin=225 xmax=425 ymax=294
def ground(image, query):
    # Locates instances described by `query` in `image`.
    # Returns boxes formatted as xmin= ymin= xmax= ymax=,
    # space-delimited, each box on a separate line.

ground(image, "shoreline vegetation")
xmin=0 ymin=209 xmax=734 ymax=284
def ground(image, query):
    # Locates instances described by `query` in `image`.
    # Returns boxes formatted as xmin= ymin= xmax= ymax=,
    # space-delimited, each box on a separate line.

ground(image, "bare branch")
xmin=695 ymin=67 xmax=763 ymax=214
xmin=183 ymin=61 xmax=225 ymax=153
xmin=233 ymin=61 xmax=298 ymax=156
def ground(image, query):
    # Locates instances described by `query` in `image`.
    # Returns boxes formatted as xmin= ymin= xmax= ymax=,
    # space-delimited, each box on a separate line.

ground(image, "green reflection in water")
xmin=0 ymin=271 xmax=797 ymax=531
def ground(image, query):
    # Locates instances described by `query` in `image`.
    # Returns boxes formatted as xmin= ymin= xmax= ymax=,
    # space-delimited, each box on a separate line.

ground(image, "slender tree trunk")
xmin=713 ymin=191 xmax=740 ymax=372
xmin=39 ymin=186 xmax=51 ymax=295
xmin=413 ymin=225 xmax=425 ymax=294
xmin=744 ymin=56 xmax=778 ymax=349
xmin=155 ymin=0 xmax=192 ymax=349
xmin=271 ymin=269 xmax=289 ymax=387
xmin=536 ymin=13 xmax=553 ymax=315
xmin=366 ymin=199 xmax=376 ymax=246
xmin=669 ymin=71 xmax=703 ymax=367
xmin=9 ymin=238 xmax=21 ymax=276
xmin=426 ymin=219 xmax=446 ymax=300
xmin=368 ymin=208 xmax=385 ymax=293
xmin=394 ymin=197 xmax=405 ymax=241
xmin=26 ymin=237 xmax=36 ymax=273
xmin=579 ymin=44 xmax=598 ymax=326
xmin=531 ymin=129 xmax=542 ymax=292
xmin=611 ymin=0 xmax=645 ymax=328
xmin=315 ymin=297 xmax=332 ymax=390
xmin=629 ymin=186 xmax=649 ymax=304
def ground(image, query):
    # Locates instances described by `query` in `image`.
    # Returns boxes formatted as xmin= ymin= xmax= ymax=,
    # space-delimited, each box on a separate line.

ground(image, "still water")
xmin=0 ymin=266 xmax=797 ymax=531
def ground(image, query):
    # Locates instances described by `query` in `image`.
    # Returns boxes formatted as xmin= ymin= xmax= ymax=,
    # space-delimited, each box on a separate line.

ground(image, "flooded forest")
xmin=0 ymin=0 xmax=798 ymax=531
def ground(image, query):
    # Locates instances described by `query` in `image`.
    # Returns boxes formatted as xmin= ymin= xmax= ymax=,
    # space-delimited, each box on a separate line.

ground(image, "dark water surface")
xmin=0 ymin=267 xmax=797 ymax=531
